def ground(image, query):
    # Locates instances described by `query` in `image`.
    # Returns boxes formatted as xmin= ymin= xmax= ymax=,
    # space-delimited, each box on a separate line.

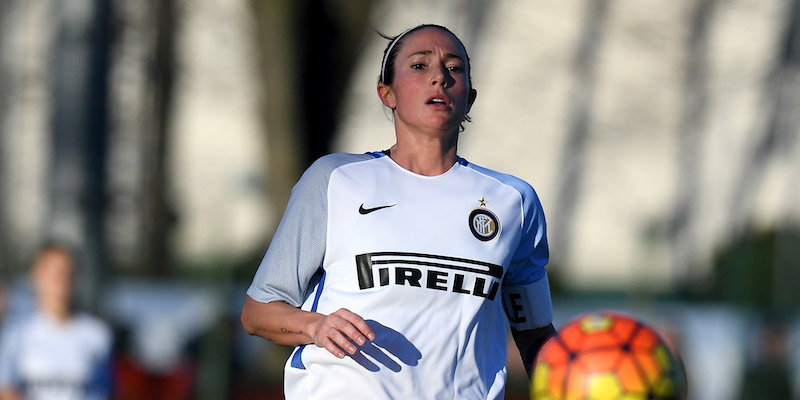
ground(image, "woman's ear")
xmin=466 ymin=88 xmax=477 ymax=113
xmin=377 ymin=83 xmax=396 ymax=110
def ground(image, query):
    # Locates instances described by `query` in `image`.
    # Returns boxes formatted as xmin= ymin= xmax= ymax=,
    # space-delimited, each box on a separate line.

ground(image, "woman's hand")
xmin=311 ymin=308 xmax=375 ymax=358
xmin=241 ymin=297 xmax=375 ymax=358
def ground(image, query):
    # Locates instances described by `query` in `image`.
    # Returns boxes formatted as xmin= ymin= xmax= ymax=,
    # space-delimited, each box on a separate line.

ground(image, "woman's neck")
xmin=41 ymin=300 xmax=71 ymax=322
xmin=390 ymin=128 xmax=459 ymax=176
xmin=388 ymin=143 xmax=458 ymax=176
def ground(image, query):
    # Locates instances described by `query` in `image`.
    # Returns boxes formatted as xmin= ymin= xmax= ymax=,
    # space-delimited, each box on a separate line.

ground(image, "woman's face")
xmin=33 ymin=250 xmax=74 ymax=309
xmin=379 ymin=27 xmax=476 ymax=137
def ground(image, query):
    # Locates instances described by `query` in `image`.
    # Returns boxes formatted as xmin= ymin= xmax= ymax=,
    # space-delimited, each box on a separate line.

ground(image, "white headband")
xmin=380 ymin=27 xmax=415 ymax=83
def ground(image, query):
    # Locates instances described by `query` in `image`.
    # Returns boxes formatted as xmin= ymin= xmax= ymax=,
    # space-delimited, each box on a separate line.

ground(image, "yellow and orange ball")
xmin=531 ymin=311 xmax=686 ymax=400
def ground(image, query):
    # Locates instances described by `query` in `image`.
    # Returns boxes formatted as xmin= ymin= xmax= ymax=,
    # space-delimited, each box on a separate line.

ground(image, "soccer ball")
xmin=531 ymin=311 xmax=686 ymax=400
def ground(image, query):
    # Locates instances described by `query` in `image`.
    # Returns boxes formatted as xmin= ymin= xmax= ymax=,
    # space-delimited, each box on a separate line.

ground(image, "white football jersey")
xmin=0 ymin=311 xmax=112 ymax=400
xmin=247 ymin=152 xmax=552 ymax=399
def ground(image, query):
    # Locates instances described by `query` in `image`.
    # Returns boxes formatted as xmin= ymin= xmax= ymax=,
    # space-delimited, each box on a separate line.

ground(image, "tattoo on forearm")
xmin=281 ymin=328 xmax=303 ymax=335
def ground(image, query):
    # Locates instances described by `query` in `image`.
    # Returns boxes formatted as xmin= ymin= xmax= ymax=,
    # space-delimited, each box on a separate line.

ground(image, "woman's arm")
xmin=511 ymin=323 xmax=557 ymax=378
xmin=240 ymin=296 xmax=375 ymax=358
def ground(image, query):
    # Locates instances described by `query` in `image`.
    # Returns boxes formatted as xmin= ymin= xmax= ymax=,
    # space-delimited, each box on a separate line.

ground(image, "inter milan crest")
xmin=469 ymin=197 xmax=500 ymax=241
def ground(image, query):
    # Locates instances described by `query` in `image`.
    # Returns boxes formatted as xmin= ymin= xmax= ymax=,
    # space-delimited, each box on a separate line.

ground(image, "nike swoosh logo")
xmin=359 ymin=203 xmax=396 ymax=215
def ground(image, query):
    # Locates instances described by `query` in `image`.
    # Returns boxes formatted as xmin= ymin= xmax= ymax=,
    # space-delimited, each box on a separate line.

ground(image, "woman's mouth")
xmin=426 ymin=94 xmax=450 ymax=105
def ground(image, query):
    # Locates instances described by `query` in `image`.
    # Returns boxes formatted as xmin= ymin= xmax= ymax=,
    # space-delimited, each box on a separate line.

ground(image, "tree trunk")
xmin=49 ymin=0 xmax=112 ymax=310
xmin=671 ymin=0 xmax=716 ymax=287
xmin=141 ymin=0 xmax=177 ymax=276
xmin=551 ymin=0 xmax=610 ymax=264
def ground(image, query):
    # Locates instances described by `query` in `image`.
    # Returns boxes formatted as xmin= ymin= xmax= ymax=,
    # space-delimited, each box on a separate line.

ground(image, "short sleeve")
xmin=505 ymin=181 xmax=549 ymax=286
xmin=85 ymin=318 xmax=113 ymax=400
xmin=246 ymin=153 xmax=373 ymax=307
xmin=502 ymin=183 xmax=552 ymax=330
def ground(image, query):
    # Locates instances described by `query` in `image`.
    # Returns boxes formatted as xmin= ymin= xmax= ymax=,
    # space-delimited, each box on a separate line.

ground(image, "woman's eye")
xmin=411 ymin=63 xmax=425 ymax=70
xmin=447 ymin=66 xmax=462 ymax=72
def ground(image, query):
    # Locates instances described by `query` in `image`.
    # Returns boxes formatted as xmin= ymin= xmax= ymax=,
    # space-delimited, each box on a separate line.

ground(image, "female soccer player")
xmin=0 ymin=245 xmax=113 ymax=400
xmin=241 ymin=24 xmax=556 ymax=399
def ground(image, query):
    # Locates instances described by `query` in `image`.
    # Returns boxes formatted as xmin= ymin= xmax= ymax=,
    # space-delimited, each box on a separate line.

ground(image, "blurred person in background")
xmin=0 ymin=244 xmax=113 ymax=400
xmin=242 ymin=24 xmax=555 ymax=399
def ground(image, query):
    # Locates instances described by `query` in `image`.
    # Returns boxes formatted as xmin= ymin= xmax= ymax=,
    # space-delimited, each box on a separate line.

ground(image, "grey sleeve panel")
xmin=246 ymin=152 xmax=376 ymax=307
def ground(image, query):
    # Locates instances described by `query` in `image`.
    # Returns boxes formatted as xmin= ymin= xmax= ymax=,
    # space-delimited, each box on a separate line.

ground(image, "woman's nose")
xmin=431 ymin=65 xmax=448 ymax=87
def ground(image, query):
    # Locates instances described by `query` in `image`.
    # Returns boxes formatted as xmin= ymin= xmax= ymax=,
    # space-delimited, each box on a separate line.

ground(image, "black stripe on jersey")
xmin=356 ymin=252 xmax=503 ymax=291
